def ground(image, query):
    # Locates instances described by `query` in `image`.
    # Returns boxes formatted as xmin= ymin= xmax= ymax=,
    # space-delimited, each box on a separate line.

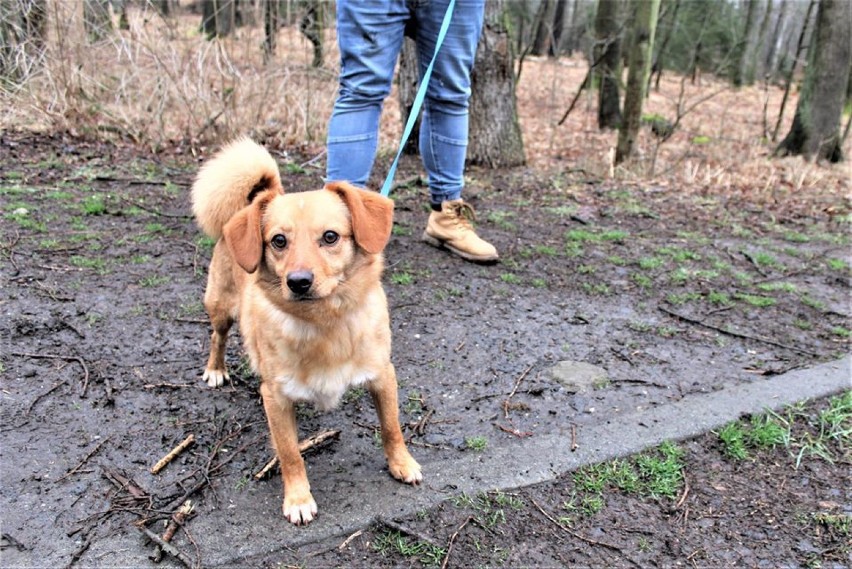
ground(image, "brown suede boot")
xmin=421 ymin=200 xmax=499 ymax=263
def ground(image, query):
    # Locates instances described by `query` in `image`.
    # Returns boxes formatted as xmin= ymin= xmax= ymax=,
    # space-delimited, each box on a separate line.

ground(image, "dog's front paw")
xmin=282 ymin=493 xmax=318 ymax=526
xmin=388 ymin=453 xmax=422 ymax=485
xmin=202 ymin=368 xmax=229 ymax=388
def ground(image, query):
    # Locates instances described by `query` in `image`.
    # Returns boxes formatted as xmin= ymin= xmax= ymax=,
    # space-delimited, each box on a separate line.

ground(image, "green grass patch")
xmin=638 ymin=257 xmax=664 ymax=270
xmin=139 ymin=275 xmax=170 ymax=287
xmin=666 ymin=292 xmax=701 ymax=305
xmin=707 ymin=291 xmax=732 ymax=305
xmin=81 ymin=195 xmax=106 ymax=215
xmin=632 ymin=273 xmax=652 ymax=289
xmin=390 ymin=271 xmax=414 ymax=286
xmin=69 ymin=256 xmax=107 ymax=274
xmin=658 ymin=246 xmax=701 ymax=263
xmin=830 ymin=326 xmax=850 ymax=338
xmin=499 ymin=273 xmax=521 ymax=284
xmin=826 ymin=258 xmax=848 ymax=272
xmin=565 ymin=228 xmax=628 ymax=243
xmin=465 ymin=436 xmax=488 ymax=452
xmin=717 ymin=393 xmax=851 ymax=468
xmin=486 ymin=210 xmax=516 ymax=230
xmin=391 ymin=224 xmax=411 ymax=236
xmin=799 ymin=295 xmax=825 ymax=311
xmin=757 ymin=281 xmax=798 ymax=293
xmin=373 ymin=530 xmax=445 ymax=566
xmin=735 ymin=293 xmax=777 ymax=308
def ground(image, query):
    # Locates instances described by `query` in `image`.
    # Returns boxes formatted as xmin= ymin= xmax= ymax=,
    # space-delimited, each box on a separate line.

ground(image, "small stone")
xmin=547 ymin=361 xmax=608 ymax=393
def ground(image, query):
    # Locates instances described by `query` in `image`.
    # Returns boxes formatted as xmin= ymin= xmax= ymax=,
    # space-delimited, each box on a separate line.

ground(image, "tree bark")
xmin=397 ymin=37 xmax=421 ymax=156
xmin=776 ymin=0 xmax=852 ymax=162
xmin=201 ymin=0 xmax=235 ymax=39
xmin=468 ymin=0 xmax=526 ymax=168
xmin=764 ymin=0 xmax=788 ymax=79
xmin=299 ymin=0 xmax=324 ymax=68
xmin=594 ymin=0 xmax=622 ymax=129
xmin=549 ymin=0 xmax=571 ymax=57
xmin=732 ymin=0 xmax=759 ymax=87
xmin=772 ymin=0 xmax=816 ymax=141
xmin=531 ymin=0 xmax=558 ymax=56
xmin=614 ymin=0 xmax=660 ymax=165
xmin=263 ymin=0 xmax=281 ymax=61
xmin=652 ymin=0 xmax=680 ymax=91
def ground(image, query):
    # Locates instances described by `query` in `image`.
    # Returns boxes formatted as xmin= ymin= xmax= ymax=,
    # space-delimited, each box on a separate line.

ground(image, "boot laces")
xmin=449 ymin=202 xmax=476 ymax=229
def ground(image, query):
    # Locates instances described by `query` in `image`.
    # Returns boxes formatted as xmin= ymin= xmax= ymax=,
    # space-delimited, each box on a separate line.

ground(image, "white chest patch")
xmin=275 ymin=366 xmax=375 ymax=411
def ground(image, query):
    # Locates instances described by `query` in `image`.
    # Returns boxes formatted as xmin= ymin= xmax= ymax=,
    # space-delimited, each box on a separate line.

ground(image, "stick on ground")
xmin=254 ymin=429 xmax=341 ymax=480
xmin=151 ymin=434 xmax=195 ymax=475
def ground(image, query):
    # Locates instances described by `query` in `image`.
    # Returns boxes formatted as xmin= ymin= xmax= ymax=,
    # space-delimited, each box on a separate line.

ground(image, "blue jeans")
xmin=326 ymin=0 xmax=485 ymax=205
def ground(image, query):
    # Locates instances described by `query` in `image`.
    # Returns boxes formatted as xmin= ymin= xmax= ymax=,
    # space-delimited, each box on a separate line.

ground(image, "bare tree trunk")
xmin=468 ymin=0 xmax=526 ymax=168
xmin=299 ymin=0 xmax=324 ymax=68
xmin=764 ymin=0 xmax=788 ymax=80
xmin=614 ymin=0 xmax=660 ymax=165
xmin=772 ymin=0 xmax=816 ymax=142
xmin=84 ymin=0 xmax=113 ymax=42
xmin=732 ymin=0 xmax=759 ymax=87
xmin=652 ymin=0 xmax=679 ymax=91
xmin=531 ymin=0 xmax=557 ymax=56
xmin=777 ymin=0 xmax=851 ymax=162
xmin=566 ymin=0 xmax=586 ymax=54
xmin=201 ymin=0 xmax=235 ymax=39
xmin=397 ymin=37 xmax=421 ymax=156
xmin=594 ymin=0 xmax=622 ymax=129
xmin=753 ymin=0 xmax=773 ymax=80
xmin=550 ymin=0 xmax=571 ymax=57
xmin=263 ymin=0 xmax=281 ymax=61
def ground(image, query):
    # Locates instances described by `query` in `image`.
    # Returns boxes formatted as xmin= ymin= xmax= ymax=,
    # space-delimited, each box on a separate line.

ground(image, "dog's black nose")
xmin=286 ymin=270 xmax=314 ymax=295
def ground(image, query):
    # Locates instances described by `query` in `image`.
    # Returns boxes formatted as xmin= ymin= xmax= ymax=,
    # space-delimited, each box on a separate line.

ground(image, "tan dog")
xmin=191 ymin=138 xmax=422 ymax=525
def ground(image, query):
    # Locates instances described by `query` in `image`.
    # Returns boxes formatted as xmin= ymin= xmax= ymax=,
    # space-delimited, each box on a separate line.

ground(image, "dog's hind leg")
xmin=202 ymin=308 xmax=232 ymax=388
xmin=202 ymin=241 xmax=237 ymax=388
xmin=369 ymin=363 xmax=423 ymax=485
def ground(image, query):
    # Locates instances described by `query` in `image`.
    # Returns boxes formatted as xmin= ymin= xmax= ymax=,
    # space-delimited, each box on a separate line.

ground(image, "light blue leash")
xmin=380 ymin=0 xmax=456 ymax=197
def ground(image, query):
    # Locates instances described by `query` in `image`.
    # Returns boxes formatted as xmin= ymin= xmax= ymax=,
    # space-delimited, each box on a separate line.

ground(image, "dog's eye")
xmin=270 ymin=234 xmax=287 ymax=249
xmin=321 ymin=231 xmax=340 ymax=245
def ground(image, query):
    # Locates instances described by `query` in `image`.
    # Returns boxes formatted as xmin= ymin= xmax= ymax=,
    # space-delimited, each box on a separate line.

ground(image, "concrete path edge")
xmin=220 ymin=355 xmax=851 ymax=566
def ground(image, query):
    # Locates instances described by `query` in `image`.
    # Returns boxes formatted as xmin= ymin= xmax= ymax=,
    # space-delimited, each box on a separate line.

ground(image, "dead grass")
xmin=1 ymin=3 xmax=848 ymax=210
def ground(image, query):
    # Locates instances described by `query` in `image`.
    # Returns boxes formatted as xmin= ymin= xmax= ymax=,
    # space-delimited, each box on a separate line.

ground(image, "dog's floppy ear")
xmin=223 ymin=193 xmax=273 ymax=274
xmin=324 ymin=182 xmax=394 ymax=254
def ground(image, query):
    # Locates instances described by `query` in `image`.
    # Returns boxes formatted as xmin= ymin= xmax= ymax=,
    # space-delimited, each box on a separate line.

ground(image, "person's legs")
xmin=326 ymin=1 xmax=409 ymax=186
xmin=414 ymin=0 xmax=484 ymax=206
xmin=415 ymin=0 xmax=497 ymax=262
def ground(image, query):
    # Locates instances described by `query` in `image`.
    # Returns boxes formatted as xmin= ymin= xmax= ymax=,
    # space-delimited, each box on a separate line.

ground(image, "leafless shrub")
xmin=0 ymin=1 xmax=338 ymax=148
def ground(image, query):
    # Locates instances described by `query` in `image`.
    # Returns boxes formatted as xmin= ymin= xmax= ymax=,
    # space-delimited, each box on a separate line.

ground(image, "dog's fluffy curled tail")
xmin=191 ymin=138 xmax=283 ymax=239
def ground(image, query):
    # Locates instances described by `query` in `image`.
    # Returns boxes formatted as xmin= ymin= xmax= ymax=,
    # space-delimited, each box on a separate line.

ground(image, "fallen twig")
xmin=338 ymin=529 xmax=363 ymax=550
xmin=441 ymin=516 xmax=473 ymax=569
xmin=376 ymin=516 xmax=441 ymax=549
xmin=531 ymin=499 xmax=641 ymax=567
xmin=502 ymin=364 xmax=534 ymax=419
xmin=658 ymin=305 xmax=820 ymax=357
xmin=412 ymin=409 xmax=434 ymax=437
xmin=571 ymin=424 xmax=578 ymax=452
xmin=151 ymin=434 xmax=195 ymax=475
xmin=26 ymin=379 xmax=67 ymax=415
xmin=494 ymin=422 xmax=533 ymax=438
xmin=57 ymin=437 xmax=111 ymax=482
xmin=254 ymin=430 xmax=340 ymax=480
xmin=11 ymin=352 xmax=90 ymax=396
xmin=138 ymin=525 xmax=196 ymax=568
xmin=153 ymin=500 xmax=194 ymax=563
